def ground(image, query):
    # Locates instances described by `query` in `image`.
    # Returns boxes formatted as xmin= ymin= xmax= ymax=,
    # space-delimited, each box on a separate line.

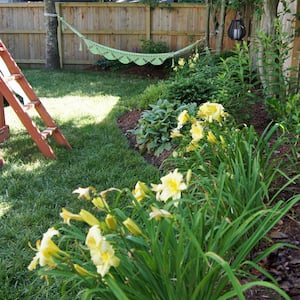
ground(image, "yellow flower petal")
xmin=28 ymin=227 xmax=63 ymax=270
xmin=177 ymin=110 xmax=189 ymax=126
xmin=79 ymin=209 xmax=101 ymax=226
xmin=190 ymin=121 xmax=204 ymax=142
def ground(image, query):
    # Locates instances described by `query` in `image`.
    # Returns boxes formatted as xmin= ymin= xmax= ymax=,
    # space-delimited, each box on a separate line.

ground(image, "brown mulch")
xmin=115 ymin=64 xmax=300 ymax=299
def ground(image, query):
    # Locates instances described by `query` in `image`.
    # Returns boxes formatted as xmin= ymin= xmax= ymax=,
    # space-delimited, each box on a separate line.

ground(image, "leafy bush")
xmin=162 ymin=51 xmax=221 ymax=105
xmin=214 ymin=42 xmax=258 ymax=116
xmin=131 ymin=99 xmax=197 ymax=156
xmin=162 ymin=69 xmax=218 ymax=104
xmin=139 ymin=38 xmax=170 ymax=54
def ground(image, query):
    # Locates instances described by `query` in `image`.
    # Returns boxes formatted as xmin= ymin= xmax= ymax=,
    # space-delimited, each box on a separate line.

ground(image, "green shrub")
xmin=139 ymin=38 xmax=170 ymax=54
xmin=214 ymin=42 xmax=258 ymax=116
xmin=162 ymin=69 xmax=218 ymax=104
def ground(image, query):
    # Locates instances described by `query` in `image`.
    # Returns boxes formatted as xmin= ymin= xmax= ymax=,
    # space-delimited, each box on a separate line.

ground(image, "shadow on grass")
xmin=0 ymin=81 xmax=160 ymax=299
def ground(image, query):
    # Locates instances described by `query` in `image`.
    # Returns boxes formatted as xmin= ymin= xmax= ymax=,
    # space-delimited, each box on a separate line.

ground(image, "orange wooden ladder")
xmin=0 ymin=39 xmax=71 ymax=159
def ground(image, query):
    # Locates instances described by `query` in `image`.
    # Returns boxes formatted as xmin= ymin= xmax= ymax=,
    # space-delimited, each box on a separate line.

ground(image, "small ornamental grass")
xmin=28 ymin=103 xmax=299 ymax=300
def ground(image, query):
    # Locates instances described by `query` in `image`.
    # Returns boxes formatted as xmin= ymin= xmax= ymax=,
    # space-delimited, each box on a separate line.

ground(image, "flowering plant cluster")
xmin=28 ymin=102 xmax=296 ymax=300
xmin=170 ymin=101 xmax=233 ymax=153
xmin=28 ymin=169 xmax=200 ymax=298
xmin=173 ymin=52 xmax=200 ymax=72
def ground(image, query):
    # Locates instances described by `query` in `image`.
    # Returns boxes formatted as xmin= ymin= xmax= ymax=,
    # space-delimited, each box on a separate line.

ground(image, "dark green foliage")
xmin=162 ymin=67 xmax=219 ymax=104
xmin=139 ymin=38 xmax=170 ymax=54
xmin=131 ymin=99 xmax=197 ymax=156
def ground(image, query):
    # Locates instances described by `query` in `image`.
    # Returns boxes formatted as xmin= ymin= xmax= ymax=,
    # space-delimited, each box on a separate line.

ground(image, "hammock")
xmin=58 ymin=16 xmax=203 ymax=66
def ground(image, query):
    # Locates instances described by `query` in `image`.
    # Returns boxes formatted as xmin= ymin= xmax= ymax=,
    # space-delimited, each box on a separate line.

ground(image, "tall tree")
xmin=44 ymin=0 xmax=60 ymax=69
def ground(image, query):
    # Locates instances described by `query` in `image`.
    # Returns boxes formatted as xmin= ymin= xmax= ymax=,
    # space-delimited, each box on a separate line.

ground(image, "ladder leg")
xmin=0 ymin=39 xmax=71 ymax=158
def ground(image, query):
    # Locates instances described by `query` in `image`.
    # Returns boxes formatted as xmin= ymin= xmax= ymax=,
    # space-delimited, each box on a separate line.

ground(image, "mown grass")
xmin=0 ymin=68 xmax=161 ymax=299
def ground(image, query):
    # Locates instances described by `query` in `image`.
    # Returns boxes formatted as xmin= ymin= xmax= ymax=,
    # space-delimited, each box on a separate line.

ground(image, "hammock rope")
xmin=58 ymin=16 xmax=203 ymax=66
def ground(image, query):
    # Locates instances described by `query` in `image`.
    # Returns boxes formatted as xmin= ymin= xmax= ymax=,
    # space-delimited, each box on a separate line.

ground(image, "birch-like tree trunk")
xmin=215 ymin=0 xmax=227 ymax=54
xmin=256 ymin=0 xmax=280 ymax=94
xmin=44 ymin=0 xmax=60 ymax=69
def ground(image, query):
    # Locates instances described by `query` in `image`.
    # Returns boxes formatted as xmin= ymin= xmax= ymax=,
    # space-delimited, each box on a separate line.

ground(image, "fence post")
xmin=145 ymin=4 xmax=151 ymax=40
xmin=55 ymin=2 xmax=63 ymax=69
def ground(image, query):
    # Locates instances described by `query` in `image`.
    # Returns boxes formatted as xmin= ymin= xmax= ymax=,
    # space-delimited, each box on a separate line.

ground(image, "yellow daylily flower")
xmin=197 ymin=102 xmax=225 ymax=123
xmin=178 ymin=58 xmax=185 ymax=66
xmin=190 ymin=121 xmax=204 ymax=142
xmin=149 ymin=206 xmax=173 ymax=221
xmin=177 ymin=110 xmax=189 ymax=127
xmin=86 ymin=225 xmax=120 ymax=277
xmin=123 ymin=218 xmax=143 ymax=236
xmin=72 ymin=186 xmax=96 ymax=200
xmin=193 ymin=52 xmax=199 ymax=61
xmin=79 ymin=209 xmax=101 ymax=226
xmin=60 ymin=208 xmax=83 ymax=225
xmin=152 ymin=169 xmax=187 ymax=202
xmin=132 ymin=181 xmax=148 ymax=203
xmin=28 ymin=227 xmax=64 ymax=271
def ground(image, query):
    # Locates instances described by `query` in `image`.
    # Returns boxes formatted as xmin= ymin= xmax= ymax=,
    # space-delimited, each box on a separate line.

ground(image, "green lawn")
xmin=0 ymin=68 xmax=161 ymax=299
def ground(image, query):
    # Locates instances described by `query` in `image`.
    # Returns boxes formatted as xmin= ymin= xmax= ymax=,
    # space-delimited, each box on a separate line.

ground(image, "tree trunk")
xmin=44 ymin=0 xmax=60 ymax=70
xmin=215 ymin=0 xmax=227 ymax=54
xmin=255 ymin=0 xmax=280 ymax=94
xmin=205 ymin=0 xmax=212 ymax=48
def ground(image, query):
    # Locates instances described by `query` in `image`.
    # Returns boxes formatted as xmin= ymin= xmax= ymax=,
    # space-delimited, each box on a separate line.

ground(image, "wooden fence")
xmin=0 ymin=2 xmax=240 ymax=68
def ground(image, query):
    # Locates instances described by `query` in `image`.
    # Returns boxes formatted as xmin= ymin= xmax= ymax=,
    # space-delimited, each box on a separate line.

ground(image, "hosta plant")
xmin=131 ymin=99 xmax=197 ymax=156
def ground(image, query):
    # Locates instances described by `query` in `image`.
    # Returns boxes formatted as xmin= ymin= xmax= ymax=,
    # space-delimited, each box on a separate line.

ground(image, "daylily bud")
xmin=123 ymin=218 xmax=143 ymax=236
xmin=105 ymin=214 xmax=118 ymax=230
xmin=79 ymin=209 xmax=101 ymax=226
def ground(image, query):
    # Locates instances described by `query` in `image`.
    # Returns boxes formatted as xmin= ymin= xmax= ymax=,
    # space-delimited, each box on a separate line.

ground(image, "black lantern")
xmin=228 ymin=19 xmax=246 ymax=41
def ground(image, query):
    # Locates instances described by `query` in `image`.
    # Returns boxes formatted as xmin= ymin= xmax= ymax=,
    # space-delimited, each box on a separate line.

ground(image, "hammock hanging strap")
xmin=58 ymin=17 xmax=203 ymax=66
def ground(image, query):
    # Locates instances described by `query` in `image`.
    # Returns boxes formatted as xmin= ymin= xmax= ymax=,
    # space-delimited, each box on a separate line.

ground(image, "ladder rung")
xmin=41 ymin=127 xmax=57 ymax=139
xmin=24 ymin=100 xmax=40 ymax=110
xmin=5 ymin=74 xmax=23 ymax=82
